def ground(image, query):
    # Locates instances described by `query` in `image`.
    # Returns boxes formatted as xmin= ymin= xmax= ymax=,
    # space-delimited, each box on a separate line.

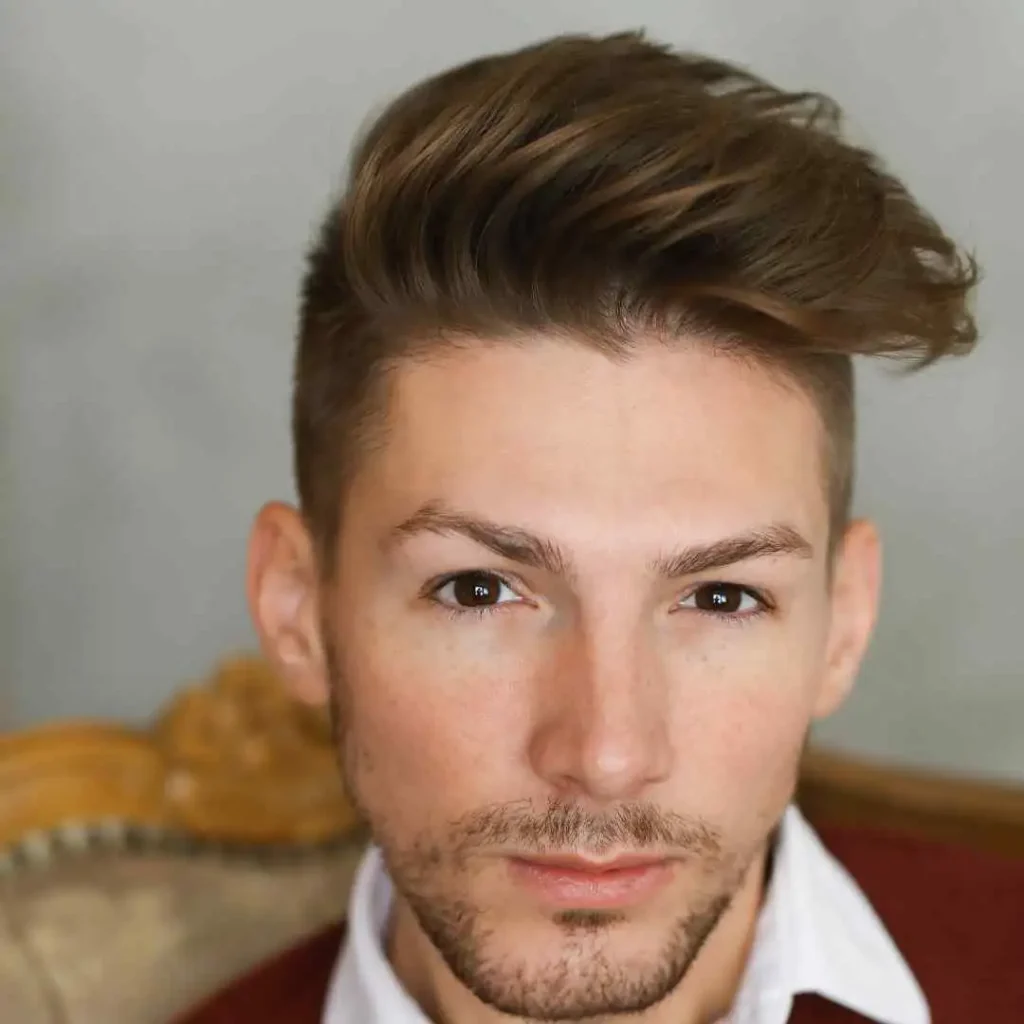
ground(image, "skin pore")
xmin=247 ymin=335 xmax=881 ymax=1023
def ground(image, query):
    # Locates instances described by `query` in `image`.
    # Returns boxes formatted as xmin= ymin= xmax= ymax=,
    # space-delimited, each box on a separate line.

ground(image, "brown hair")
xmin=294 ymin=31 xmax=978 ymax=565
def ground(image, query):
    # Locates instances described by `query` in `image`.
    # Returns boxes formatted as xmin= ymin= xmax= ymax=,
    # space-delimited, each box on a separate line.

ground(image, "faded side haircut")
xmin=294 ymin=31 xmax=979 ymax=565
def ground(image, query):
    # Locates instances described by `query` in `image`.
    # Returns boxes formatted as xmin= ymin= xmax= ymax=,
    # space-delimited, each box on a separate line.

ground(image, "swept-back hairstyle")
xmin=295 ymin=31 xmax=978 ymax=563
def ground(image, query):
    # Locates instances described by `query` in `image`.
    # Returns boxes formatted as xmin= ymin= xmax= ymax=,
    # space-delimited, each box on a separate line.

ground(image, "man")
xmin=188 ymin=30 xmax=1020 ymax=1024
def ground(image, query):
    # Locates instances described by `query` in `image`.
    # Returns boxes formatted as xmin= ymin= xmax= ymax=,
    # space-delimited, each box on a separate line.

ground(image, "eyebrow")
xmin=385 ymin=501 xmax=814 ymax=580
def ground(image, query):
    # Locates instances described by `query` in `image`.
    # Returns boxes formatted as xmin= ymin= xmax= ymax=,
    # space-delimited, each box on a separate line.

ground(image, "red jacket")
xmin=178 ymin=824 xmax=1024 ymax=1023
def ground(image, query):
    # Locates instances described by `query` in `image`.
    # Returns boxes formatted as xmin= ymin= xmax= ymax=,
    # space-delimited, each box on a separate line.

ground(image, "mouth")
xmin=507 ymin=853 xmax=675 ymax=909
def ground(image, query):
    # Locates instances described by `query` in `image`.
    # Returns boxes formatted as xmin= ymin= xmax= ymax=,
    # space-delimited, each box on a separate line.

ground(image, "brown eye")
xmin=686 ymin=583 xmax=760 ymax=615
xmin=453 ymin=572 xmax=501 ymax=606
xmin=437 ymin=571 xmax=515 ymax=610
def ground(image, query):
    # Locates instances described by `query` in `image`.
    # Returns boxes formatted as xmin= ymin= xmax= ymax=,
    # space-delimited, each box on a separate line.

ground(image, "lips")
xmin=507 ymin=852 xmax=675 ymax=909
xmin=517 ymin=853 xmax=667 ymax=873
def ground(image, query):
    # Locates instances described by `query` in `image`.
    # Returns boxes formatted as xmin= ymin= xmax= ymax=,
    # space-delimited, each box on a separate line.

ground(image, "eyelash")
xmin=427 ymin=572 xmax=773 ymax=626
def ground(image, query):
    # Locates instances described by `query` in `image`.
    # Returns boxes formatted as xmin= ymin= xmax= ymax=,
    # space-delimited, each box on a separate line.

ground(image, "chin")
xmin=410 ymin=889 xmax=732 ymax=1022
xmin=446 ymin=923 xmax=694 ymax=1020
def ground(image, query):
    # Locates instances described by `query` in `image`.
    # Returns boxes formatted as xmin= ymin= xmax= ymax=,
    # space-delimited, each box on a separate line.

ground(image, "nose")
xmin=527 ymin=626 xmax=674 ymax=802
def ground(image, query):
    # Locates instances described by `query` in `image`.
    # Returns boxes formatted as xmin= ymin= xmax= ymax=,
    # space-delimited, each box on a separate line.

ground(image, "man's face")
xmin=251 ymin=336 xmax=879 ymax=1020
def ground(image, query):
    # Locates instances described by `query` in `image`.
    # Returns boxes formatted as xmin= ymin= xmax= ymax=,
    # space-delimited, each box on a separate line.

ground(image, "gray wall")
xmin=3 ymin=1 xmax=1022 ymax=779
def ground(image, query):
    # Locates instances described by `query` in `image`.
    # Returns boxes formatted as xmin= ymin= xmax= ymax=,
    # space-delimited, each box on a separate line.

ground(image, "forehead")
xmin=362 ymin=337 xmax=829 ymax=545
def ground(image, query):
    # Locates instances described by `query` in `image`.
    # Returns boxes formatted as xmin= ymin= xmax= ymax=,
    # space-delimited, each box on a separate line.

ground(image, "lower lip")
xmin=507 ymin=858 xmax=674 ymax=909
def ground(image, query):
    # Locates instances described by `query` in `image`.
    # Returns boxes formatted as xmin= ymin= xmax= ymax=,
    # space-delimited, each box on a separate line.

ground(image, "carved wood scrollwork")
xmin=0 ymin=657 xmax=359 ymax=863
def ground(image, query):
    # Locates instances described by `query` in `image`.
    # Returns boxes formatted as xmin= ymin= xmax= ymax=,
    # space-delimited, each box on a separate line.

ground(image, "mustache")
xmin=448 ymin=799 xmax=722 ymax=857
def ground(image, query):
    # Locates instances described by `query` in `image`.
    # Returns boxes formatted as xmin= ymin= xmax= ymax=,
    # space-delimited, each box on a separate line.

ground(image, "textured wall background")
xmin=3 ymin=0 xmax=1021 ymax=778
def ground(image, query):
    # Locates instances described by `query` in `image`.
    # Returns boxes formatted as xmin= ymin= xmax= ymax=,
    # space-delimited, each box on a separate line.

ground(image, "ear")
xmin=246 ymin=502 xmax=330 ymax=707
xmin=812 ymin=518 xmax=882 ymax=720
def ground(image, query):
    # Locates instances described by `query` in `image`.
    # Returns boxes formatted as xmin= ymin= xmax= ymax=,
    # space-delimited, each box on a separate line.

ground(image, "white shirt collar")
xmin=323 ymin=804 xmax=930 ymax=1024
xmin=727 ymin=806 xmax=929 ymax=1024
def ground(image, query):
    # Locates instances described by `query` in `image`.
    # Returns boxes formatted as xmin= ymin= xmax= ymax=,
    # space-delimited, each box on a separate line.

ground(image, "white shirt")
xmin=323 ymin=805 xmax=930 ymax=1024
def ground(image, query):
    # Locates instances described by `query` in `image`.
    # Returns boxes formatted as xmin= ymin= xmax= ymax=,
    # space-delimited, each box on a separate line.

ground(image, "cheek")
xmin=665 ymin=634 xmax=823 ymax=824
xmin=694 ymin=690 xmax=808 ymax=795
xmin=337 ymin=619 xmax=531 ymax=824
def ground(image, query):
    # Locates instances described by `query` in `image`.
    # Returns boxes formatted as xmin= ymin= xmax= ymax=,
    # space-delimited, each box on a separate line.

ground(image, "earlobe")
xmin=812 ymin=519 xmax=882 ymax=720
xmin=246 ymin=502 xmax=330 ymax=706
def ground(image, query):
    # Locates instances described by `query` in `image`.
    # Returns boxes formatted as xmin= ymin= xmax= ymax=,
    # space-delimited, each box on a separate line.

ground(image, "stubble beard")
xmin=395 ymin=851 xmax=739 ymax=1021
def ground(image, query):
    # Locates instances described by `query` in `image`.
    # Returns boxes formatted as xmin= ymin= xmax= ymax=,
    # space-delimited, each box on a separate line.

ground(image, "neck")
xmin=387 ymin=840 xmax=772 ymax=1024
